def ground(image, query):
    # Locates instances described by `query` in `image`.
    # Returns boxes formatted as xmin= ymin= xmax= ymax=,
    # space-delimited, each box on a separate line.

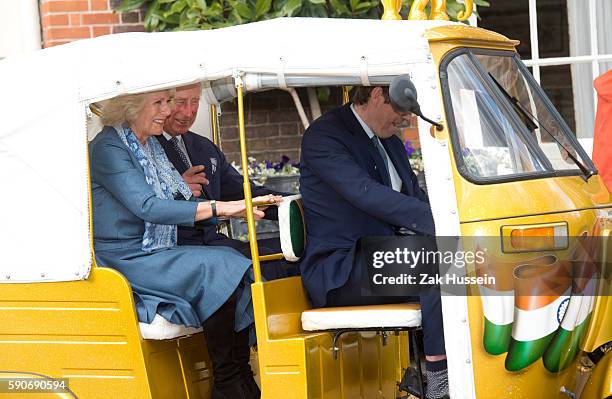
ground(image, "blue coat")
xmin=90 ymin=127 xmax=253 ymax=330
xmin=299 ymin=104 xmax=434 ymax=308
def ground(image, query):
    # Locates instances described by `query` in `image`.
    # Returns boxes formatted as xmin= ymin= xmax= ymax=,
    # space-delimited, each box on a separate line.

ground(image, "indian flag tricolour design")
xmin=477 ymin=254 xmax=556 ymax=356
xmin=543 ymin=257 xmax=598 ymax=372
xmin=480 ymin=286 xmax=514 ymax=355
xmin=477 ymin=254 xmax=516 ymax=355
xmin=505 ymin=256 xmax=572 ymax=372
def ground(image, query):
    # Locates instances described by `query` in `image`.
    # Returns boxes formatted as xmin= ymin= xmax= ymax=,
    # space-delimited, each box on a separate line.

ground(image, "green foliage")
xmin=116 ymin=0 xmax=487 ymax=32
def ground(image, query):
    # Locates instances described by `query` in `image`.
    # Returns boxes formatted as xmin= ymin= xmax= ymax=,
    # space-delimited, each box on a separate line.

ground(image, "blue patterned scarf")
xmin=115 ymin=125 xmax=193 ymax=252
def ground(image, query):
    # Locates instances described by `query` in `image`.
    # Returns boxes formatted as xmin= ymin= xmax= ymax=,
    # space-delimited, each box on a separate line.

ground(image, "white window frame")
xmin=523 ymin=0 xmax=612 ymax=108
xmin=472 ymin=0 xmax=612 ymax=154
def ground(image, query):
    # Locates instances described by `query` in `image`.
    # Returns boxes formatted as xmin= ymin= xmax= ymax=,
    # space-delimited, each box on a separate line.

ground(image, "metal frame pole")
xmin=234 ymin=73 xmax=262 ymax=283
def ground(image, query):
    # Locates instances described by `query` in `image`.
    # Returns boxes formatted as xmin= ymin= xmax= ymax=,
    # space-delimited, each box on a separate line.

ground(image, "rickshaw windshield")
xmin=442 ymin=49 xmax=594 ymax=182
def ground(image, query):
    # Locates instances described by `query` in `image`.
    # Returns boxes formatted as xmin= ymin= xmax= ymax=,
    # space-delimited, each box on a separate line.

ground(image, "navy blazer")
xmin=156 ymin=132 xmax=282 ymax=245
xmin=299 ymin=104 xmax=435 ymax=308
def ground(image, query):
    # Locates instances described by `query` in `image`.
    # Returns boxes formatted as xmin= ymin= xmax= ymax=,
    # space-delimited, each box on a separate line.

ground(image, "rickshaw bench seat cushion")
xmin=139 ymin=314 xmax=203 ymax=340
xmin=301 ymin=303 xmax=422 ymax=331
xmin=278 ymin=194 xmax=306 ymax=262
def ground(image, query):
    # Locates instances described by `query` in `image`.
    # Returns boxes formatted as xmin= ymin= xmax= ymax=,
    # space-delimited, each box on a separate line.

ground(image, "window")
xmin=475 ymin=53 xmax=590 ymax=171
xmin=441 ymin=49 xmax=594 ymax=183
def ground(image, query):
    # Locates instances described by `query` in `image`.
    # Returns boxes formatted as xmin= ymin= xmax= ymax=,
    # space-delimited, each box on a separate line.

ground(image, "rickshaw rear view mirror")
xmin=389 ymin=75 xmax=444 ymax=131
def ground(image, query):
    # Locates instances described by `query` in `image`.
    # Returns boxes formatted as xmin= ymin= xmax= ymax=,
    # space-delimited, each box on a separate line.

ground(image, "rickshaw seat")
xmin=301 ymin=303 xmax=421 ymax=331
xmin=279 ymin=193 xmax=426 ymax=393
xmin=301 ymin=303 xmax=425 ymax=392
xmin=276 ymin=193 xmax=423 ymax=333
xmin=139 ymin=314 xmax=203 ymax=340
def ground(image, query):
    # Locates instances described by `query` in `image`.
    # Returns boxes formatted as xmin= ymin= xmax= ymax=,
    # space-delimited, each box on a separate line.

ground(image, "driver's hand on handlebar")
xmin=182 ymin=165 xmax=209 ymax=197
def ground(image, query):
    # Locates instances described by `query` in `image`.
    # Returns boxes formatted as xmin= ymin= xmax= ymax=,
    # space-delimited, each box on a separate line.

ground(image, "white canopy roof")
xmin=0 ymin=17 xmax=456 ymax=283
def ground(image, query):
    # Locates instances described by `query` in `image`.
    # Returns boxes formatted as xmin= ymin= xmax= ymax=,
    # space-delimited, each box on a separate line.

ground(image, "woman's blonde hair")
xmin=100 ymin=89 xmax=176 ymax=126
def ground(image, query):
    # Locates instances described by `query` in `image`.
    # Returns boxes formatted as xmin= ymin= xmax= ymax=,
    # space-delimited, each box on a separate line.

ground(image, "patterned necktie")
xmin=169 ymin=136 xmax=192 ymax=171
xmin=371 ymin=135 xmax=390 ymax=185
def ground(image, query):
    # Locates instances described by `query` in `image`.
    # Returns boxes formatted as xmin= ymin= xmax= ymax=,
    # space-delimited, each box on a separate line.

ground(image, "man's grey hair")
xmin=175 ymin=82 xmax=204 ymax=94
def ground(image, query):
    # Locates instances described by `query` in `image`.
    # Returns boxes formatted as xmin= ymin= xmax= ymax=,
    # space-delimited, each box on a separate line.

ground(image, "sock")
xmin=425 ymin=359 xmax=448 ymax=399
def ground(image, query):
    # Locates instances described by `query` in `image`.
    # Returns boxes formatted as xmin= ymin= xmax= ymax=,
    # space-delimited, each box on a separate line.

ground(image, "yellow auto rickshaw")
xmin=0 ymin=3 xmax=609 ymax=398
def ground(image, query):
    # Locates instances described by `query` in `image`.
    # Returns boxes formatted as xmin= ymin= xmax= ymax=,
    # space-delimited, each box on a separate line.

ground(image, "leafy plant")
xmin=447 ymin=0 xmax=489 ymax=21
xmin=116 ymin=0 xmax=489 ymax=32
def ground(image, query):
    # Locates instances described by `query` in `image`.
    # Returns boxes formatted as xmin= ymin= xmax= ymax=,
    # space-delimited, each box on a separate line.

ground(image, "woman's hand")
xmin=217 ymin=200 xmax=265 ymax=220
xmin=251 ymin=194 xmax=283 ymax=211
xmin=195 ymin=194 xmax=283 ymax=222
xmin=219 ymin=195 xmax=283 ymax=219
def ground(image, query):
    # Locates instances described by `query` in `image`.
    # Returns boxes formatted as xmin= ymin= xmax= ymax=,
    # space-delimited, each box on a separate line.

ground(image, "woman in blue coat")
xmin=90 ymin=88 xmax=278 ymax=399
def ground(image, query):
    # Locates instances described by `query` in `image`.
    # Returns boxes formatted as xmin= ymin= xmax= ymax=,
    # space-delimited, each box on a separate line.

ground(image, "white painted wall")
xmin=0 ymin=0 xmax=41 ymax=59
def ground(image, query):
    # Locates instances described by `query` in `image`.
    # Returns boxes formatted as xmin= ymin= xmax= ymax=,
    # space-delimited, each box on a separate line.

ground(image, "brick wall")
xmin=218 ymin=89 xmax=321 ymax=165
xmin=39 ymin=0 xmax=144 ymax=47
xmin=217 ymin=88 xmax=419 ymax=166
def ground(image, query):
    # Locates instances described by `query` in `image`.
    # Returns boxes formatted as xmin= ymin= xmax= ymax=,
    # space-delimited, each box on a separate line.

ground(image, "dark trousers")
xmin=207 ymin=236 xmax=299 ymax=280
xmin=326 ymin=261 xmax=445 ymax=356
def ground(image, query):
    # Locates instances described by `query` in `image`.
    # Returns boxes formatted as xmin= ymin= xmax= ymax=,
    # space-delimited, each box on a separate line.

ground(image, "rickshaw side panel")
xmin=461 ymin=211 xmax=609 ymax=399
xmin=582 ymin=226 xmax=612 ymax=353
xmin=303 ymin=331 xmax=406 ymax=399
xmin=582 ymin=295 xmax=611 ymax=353
xmin=422 ymin=31 xmax=612 ymax=398
xmin=251 ymin=278 xmax=310 ymax=399
xmin=580 ymin=350 xmax=612 ymax=399
xmin=252 ymin=277 xmax=409 ymax=399
xmin=454 ymin=174 xmax=612 ymax=224
xmin=141 ymin=332 xmax=212 ymax=399
xmin=0 ymin=267 xmax=152 ymax=399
